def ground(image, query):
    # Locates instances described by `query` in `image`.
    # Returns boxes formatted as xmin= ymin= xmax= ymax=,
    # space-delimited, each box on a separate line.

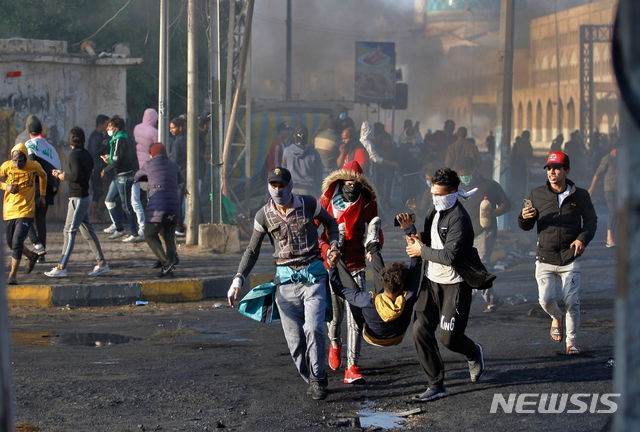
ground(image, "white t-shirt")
xmin=427 ymin=211 xmax=464 ymax=284
xmin=558 ymin=185 xmax=571 ymax=208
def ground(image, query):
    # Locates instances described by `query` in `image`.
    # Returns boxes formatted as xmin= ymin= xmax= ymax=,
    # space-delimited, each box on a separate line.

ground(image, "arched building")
xmin=419 ymin=0 xmax=618 ymax=152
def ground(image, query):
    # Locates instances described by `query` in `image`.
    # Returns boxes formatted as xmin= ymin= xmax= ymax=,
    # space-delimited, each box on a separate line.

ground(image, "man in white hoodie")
xmin=360 ymin=121 xmax=398 ymax=178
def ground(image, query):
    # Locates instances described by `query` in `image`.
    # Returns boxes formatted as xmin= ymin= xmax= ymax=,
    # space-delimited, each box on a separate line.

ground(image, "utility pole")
xmin=209 ymin=0 xmax=221 ymax=224
xmin=493 ymin=0 xmax=515 ymax=230
xmin=286 ymin=0 xmax=292 ymax=100
xmin=158 ymin=0 xmax=170 ymax=145
xmin=186 ymin=0 xmax=199 ymax=244
xmin=214 ymin=0 xmax=224 ymax=224
xmin=221 ymin=0 xmax=254 ymax=197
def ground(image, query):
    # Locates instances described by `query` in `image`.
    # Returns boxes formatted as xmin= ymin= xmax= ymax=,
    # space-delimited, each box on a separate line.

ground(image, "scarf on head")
xmin=372 ymin=291 xmax=407 ymax=322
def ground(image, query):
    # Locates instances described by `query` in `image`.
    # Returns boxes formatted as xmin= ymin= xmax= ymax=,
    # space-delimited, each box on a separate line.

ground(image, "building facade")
xmin=0 ymin=38 xmax=142 ymax=219
xmin=428 ymin=0 xmax=618 ymax=151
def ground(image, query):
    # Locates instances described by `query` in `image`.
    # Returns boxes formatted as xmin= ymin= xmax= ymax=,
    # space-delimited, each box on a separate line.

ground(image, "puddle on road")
xmin=12 ymin=332 xmax=137 ymax=347
xmin=358 ymin=410 xmax=406 ymax=429
xmin=60 ymin=333 xmax=137 ymax=347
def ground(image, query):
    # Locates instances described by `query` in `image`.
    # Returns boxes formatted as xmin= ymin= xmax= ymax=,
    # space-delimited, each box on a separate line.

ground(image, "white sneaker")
xmin=44 ymin=267 xmax=67 ymax=278
xmin=122 ymin=234 xmax=138 ymax=243
xmin=364 ymin=216 xmax=381 ymax=247
xmin=175 ymin=230 xmax=186 ymax=237
xmin=103 ymin=224 xmax=117 ymax=234
xmin=138 ymin=233 xmax=145 ymax=242
xmin=33 ymin=243 xmax=46 ymax=256
xmin=88 ymin=264 xmax=110 ymax=277
xmin=108 ymin=230 xmax=126 ymax=240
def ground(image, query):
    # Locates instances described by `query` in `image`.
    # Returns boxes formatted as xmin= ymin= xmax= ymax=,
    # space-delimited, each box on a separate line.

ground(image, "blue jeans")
xmin=275 ymin=273 xmax=328 ymax=384
xmin=131 ymin=181 xmax=145 ymax=235
xmin=105 ymin=173 xmax=138 ymax=235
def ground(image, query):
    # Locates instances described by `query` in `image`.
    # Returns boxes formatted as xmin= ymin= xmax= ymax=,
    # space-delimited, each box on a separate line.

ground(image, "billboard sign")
xmin=355 ymin=41 xmax=396 ymax=104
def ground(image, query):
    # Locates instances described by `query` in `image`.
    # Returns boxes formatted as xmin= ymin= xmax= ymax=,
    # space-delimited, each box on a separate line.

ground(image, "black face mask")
xmin=341 ymin=182 xmax=361 ymax=202
xmin=294 ymin=133 xmax=308 ymax=148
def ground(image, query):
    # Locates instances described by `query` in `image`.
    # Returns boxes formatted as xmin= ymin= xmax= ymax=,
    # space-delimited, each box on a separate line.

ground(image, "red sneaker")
xmin=344 ymin=365 xmax=366 ymax=384
xmin=328 ymin=339 xmax=342 ymax=371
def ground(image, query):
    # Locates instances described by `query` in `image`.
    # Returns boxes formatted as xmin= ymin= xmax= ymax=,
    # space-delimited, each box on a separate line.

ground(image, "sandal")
xmin=566 ymin=345 xmax=581 ymax=355
xmin=24 ymin=254 xmax=38 ymax=274
xmin=7 ymin=278 xmax=17 ymax=285
xmin=606 ymin=242 xmax=617 ymax=248
xmin=550 ymin=326 xmax=563 ymax=343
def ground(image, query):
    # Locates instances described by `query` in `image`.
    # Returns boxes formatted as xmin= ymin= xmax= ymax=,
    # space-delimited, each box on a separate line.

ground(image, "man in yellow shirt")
xmin=0 ymin=143 xmax=47 ymax=284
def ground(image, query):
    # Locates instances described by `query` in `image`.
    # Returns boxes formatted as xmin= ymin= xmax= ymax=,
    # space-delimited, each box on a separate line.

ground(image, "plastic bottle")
xmin=479 ymin=196 xmax=491 ymax=228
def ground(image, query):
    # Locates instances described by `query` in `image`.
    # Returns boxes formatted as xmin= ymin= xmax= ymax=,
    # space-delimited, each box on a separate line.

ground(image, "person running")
xmin=228 ymin=167 xmax=340 ymax=401
xmin=135 ymin=144 xmax=184 ymax=277
xmin=454 ymin=156 xmax=511 ymax=312
xmin=398 ymin=167 xmax=494 ymax=402
xmin=588 ymin=143 xmax=618 ymax=247
xmin=519 ymin=151 xmax=597 ymax=355
xmin=45 ymin=127 xmax=110 ymax=278
xmin=318 ymin=160 xmax=383 ymax=384
xmin=0 ymin=143 xmax=47 ymax=284
xmin=24 ymin=120 xmax=61 ymax=260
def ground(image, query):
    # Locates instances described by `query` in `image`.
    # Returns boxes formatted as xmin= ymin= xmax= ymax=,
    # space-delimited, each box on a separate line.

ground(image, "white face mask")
xmin=432 ymin=192 xmax=458 ymax=212
xmin=107 ymin=129 xmax=114 ymax=137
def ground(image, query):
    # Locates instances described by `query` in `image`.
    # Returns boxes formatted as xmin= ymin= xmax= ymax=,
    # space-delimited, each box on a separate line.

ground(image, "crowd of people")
xmin=2 ymin=110 xmax=212 ymax=283
xmin=227 ymin=105 xmax=616 ymax=401
xmin=1 ymin=106 xmax=616 ymax=402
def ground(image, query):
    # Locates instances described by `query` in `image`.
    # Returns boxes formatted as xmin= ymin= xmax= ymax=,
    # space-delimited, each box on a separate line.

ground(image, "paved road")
xmin=8 ymin=210 xmax=617 ymax=431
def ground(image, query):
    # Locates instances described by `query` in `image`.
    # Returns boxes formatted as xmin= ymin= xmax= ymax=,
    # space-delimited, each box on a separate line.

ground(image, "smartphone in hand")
xmin=523 ymin=199 xmax=533 ymax=209
xmin=394 ymin=213 xmax=416 ymax=227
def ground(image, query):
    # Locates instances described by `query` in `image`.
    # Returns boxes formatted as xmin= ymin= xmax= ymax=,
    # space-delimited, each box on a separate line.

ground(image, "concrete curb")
xmin=6 ymin=273 xmax=278 ymax=308
xmin=7 ymin=233 xmax=519 ymax=308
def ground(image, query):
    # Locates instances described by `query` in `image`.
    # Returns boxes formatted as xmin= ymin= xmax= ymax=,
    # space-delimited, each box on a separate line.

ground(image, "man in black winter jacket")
xmin=397 ymin=168 xmax=494 ymax=403
xmin=518 ymin=151 xmax=597 ymax=355
xmin=45 ymin=127 xmax=109 ymax=278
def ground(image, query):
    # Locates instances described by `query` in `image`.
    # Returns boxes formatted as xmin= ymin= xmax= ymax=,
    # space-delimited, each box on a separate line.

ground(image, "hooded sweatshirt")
xmin=133 ymin=108 xmax=158 ymax=168
xmin=318 ymin=160 xmax=383 ymax=271
xmin=0 ymin=143 xmax=47 ymax=220
xmin=281 ymin=141 xmax=323 ymax=195
xmin=360 ymin=122 xmax=383 ymax=164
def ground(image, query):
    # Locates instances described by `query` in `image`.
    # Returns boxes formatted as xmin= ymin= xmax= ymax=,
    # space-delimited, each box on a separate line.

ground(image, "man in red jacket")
xmin=317 ymin=160 xmax=383 ymax=384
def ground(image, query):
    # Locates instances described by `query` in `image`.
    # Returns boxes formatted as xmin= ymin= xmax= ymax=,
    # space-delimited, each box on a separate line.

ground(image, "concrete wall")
xmin=0 ymin=38 xmax=142 ymax=220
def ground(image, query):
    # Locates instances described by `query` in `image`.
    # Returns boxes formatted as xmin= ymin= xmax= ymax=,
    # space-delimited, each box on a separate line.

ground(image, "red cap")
xmin=544 ymin=151 xmax=570 ymax=169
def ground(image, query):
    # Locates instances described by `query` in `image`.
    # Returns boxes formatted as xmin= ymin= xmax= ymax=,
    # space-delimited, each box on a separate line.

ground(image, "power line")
xmin=74 ymin=0 xmax=133 ymax=45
